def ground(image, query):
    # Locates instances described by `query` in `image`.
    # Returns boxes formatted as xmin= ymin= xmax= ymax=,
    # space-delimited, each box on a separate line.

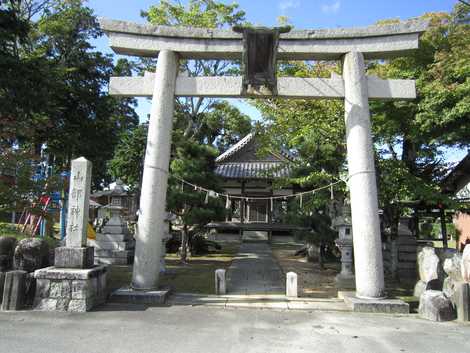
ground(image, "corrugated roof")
xmin=215 ymin=162 xmax=290 ymax=179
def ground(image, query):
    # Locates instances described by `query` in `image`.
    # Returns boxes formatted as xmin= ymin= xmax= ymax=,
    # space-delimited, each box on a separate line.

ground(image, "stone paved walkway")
xmin=227 ymin=242 xmax=285 ymax=295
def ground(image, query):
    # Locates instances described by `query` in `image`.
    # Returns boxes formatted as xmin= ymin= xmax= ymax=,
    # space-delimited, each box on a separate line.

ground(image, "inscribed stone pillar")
xmin=55 ymin=157 xmax=94 ymax=269
xmin=343 ymin=51 xmax=385 ymax=299
xmin=132 ymin=50 xmax=178 ymax=290
xmin=66 ymin=157 xmax=92 ymax=248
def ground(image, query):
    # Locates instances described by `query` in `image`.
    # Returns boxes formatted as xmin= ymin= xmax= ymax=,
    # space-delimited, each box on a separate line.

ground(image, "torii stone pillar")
xmin=132 ymin=50 xmax=178 ymax=290
xmin=343 ymin=51 xmax=384 ymax=299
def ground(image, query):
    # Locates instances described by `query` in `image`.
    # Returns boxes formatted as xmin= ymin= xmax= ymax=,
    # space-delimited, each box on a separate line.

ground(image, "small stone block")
xmin=343 ymin=293 xmax=409 ymax=314
xmin=54 ymin=247 xmax=94 ymax=269
xmin=456 ymin=283 xmax=470 ymax=322
xmin=110 ymin=287 xmax=170 ymax=305
xmin=1 ymin=270 xmax=27 ymax=311
xmin=286 ymin=272 xmax=298 ymax=298
xmin=215 ymin=269 xmax=226 ymax=295
xmin=419 ymin=290 xmax=456 ymax=322
xmin=0 ymin=272 xmax=5 ymax=304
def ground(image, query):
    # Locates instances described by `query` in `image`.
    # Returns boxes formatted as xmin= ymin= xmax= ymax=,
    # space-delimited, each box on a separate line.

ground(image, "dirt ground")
xmin=271 ymin=243 xmax=341 ymax=298
xmin=107 ymin=242 xmax=240 ymax=295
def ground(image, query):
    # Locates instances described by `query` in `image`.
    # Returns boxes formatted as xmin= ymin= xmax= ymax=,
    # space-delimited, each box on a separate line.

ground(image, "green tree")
xmin=370 ymin=5 xmax=470 ymax=230
xmin=167 ymin=136 xmax=226 ymax=262
xmin=141 ymin=0 xmax=249 ymax=141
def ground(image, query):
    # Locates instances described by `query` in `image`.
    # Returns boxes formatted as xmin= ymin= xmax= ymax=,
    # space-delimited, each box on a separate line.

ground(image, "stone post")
xmin=343 ymin=51 xmax=385 ymax=299
xmin=286 ymin=272 xmax=298 ymax=298
xmin=215 ymin=269 xmax=226 ymax=295
xmin=55 ymin=157 xmax=94 ymax=268
xmin=132 ymin=50 xmax=178 ymax=290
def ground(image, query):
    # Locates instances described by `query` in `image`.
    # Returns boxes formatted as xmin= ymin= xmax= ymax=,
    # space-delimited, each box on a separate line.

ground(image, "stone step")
xmin=95 ymin=257 xmax=133 ymax=265
xmin=242 ymin=231 xmax=269 ymax=242
xmin=94 ymin=249 xmax=133 ymax=258
xmin=95 ymin=233 xmax=131 ymax=242
xmin=88 ymin=239 xmax=134 ymax=251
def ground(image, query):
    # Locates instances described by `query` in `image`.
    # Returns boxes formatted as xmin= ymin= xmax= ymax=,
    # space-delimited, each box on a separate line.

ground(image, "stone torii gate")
xmin=100 ymin=18 xmax=427 ymax=302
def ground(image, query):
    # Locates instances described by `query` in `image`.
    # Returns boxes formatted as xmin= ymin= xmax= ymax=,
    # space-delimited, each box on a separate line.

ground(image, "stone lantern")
xmin=333 ymin=203 xmax=355 ymax=289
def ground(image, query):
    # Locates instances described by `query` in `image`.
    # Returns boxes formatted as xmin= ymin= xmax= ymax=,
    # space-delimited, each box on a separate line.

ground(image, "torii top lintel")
xmin=99 ymin=18 xmax=428 ymax=61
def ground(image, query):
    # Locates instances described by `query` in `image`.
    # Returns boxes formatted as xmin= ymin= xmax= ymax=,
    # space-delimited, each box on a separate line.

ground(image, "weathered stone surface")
xmin=88 ymin=239 xmax=133 ymax=251
xmin=417 ymin=247 xmax=442 ymax=283
xmin=35 ymin=279 xmax=50 ymax=298
xmin=94 ymin=249 xmax=131 ymax=258
xmin=95 ymin=233 xmax=130 ymax=242
xmin=344 ymin=51 xmax=384 ymax=300
xmin=0 ymin=236 xmax=17 ymax=272
xmin=286 ymin=272 xmax=298 ymax=298
xmin=462 ymin=244 xmax=470 ymax=283
xmin=343 ymin=292 xmax=409 ymax=314
xmin=33 ymin=265 xmax=107 ymax=312
xmin=66 ymin=157 xmax=92 ymax=248
xmin=110 ymin=287 xmax=170 ymax=305
xmin=13 ymin=238 xmax=49 ymax=272
xmin=100 ymin=18 xmax=427 ymax=60
xmin=0 ymin=272 xmax=5 ymax=303
xmin=95 ymin=257 xmax=131 ymax=265
xmin=54 ymin=246 xmax=94 ymax=269
xmin=215 ymin=269 xmax=226 ymax=295
xmin=1 ymin=270 xmax=27 ymax=311
xmin=50 ymin=280 xmax=71 ymax=298
xmin=111 ymin=75 xmax=416 ymax=100
xmin=455 ymin=283 xmax=470 ymax=322
xmin=419 ymin=290 xmax=456 ymax=322
xmin=443 ymin=254 xmax=463 ymax=299
xmin=34 ymin=265 xmax=107 ymax=280
xmin=33 ymin=298 xmax=57 ymax=311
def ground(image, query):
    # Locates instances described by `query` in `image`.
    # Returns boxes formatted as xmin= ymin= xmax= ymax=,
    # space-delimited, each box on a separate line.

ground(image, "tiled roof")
xmin=215 ymin=133 xmax=254 ymax=163
xmin=215 ymin=162 xmax=290 ymax=179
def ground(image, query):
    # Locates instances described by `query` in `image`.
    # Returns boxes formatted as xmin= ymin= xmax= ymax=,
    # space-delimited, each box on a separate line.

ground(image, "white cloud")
xmin=279 ymin=0 xmax=300 ymax=13
xmin=321 ymin=1 xmax=341 ymax=14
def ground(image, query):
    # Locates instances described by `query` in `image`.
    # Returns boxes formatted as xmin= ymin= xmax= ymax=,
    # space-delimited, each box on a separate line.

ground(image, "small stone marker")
xmin=461 ymin=244 xmax=470 ymax=283
xmin=215 ymin=269 xmax=226 ymax=295
xmin=418 ymin=290 xmax=456 ymax=322
xmin=286 ymin=272 xmax=298 ymax=298
xmin=418 ymin=247 xmax=440 ymax=283
xmin=55 ymin=157 xmax=94 ymax=269
xmin=455 ymin=283 xmax=470 ymax=322
xmin=1 ymin=270 xmax=27 ymax=311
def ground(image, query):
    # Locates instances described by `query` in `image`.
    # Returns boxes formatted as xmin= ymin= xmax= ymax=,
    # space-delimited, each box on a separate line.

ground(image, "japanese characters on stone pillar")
xmin=54 ymin=157 xmax=94 ymax=269
xmin=67 ymin=157 xmax=92 ymax=248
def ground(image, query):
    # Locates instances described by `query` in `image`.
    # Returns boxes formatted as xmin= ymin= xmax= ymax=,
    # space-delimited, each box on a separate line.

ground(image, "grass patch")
xmin=107 ymin=242 xmax=240 ymax=295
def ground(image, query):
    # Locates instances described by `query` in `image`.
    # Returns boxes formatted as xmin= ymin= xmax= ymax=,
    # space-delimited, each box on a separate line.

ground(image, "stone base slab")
xmin=96 ymin=233 xmax=130 ymax=242
xmin=88 ymin=239 xmax=134 ymax=251
xmin=95 ymin=257 xmax=133 ymax=265
xmin=33 ymin=265 xmax=107 ymax=312
xmin=343 ymin=292 xmax=409 ymax=314
xmin=54 ymin=247 xmax=94 ymax=269
xmin=109 ymin=287 xmax=170 ymax=305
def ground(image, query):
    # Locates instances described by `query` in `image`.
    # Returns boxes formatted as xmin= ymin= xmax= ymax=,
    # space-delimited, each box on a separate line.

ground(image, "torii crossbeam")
xmin=100 ymin=18 xmax=427 ymax=304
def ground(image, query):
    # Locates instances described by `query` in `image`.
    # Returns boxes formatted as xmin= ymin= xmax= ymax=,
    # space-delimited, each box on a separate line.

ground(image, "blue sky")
xmin=86 ymin=0 xmax=466 ymax=162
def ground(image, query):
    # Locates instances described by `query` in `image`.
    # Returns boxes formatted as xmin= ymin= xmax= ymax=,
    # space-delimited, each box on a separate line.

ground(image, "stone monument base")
xmin=33 ymin=265 xmax=107 ymax=312
xmin=109 ymin=287 xmax=170 ymax=305
xmin=54 ymin=246 xmax=94 ymax=269
xmin=342 ymin=291 xmax=409 ymax=314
